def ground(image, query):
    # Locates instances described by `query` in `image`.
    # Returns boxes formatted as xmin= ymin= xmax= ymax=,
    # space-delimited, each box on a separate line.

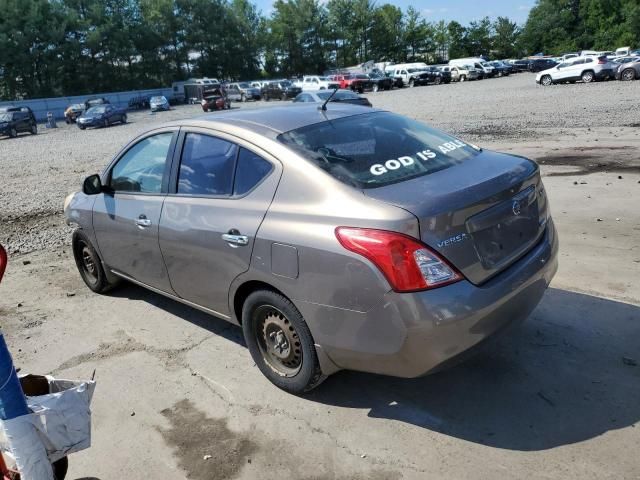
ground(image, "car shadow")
xmin=110 ymin=284 xmax=639 ymax=451
xmin=307 ymin=288 xmax=640 ymax=451
xmin=109 ymin=283 xmax=246 ymax=348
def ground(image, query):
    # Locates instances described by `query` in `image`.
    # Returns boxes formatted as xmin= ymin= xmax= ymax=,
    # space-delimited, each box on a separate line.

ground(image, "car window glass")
xmin=178 ymin=133 xmax=238 ymax=196
xmin=572 ymin=59 xmax=585 ymax=65
xmin=110 ymin=133 xmax=173 ymax=193
xmin=234 ymin=148 xmax=273 ymax=195
xmin=586 ymin=58 xmax=593 ymax=63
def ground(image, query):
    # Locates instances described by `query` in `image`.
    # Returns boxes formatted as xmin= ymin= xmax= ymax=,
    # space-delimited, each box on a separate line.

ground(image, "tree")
xmin=493 ymin=16 xmax=520 ymax=58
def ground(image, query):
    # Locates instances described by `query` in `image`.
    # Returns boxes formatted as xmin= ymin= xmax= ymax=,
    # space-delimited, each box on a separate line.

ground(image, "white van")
xmin=615 ymin=47 xmax=632 ymax=57
xmin=449 ymin=58 xmax=495 ymax=78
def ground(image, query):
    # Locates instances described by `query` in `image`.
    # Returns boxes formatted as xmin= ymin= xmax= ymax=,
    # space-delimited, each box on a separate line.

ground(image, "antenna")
xmin=319 ymin=87 xmax=339 ymax=111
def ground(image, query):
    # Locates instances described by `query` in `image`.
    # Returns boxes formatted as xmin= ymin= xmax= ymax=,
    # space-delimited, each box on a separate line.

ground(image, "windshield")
xmin=277 ymin=112 xmax=478 ymax=189
xmin=150 ymin=96 xmax=164 ymax=102
xmin=239 ymin=83 xmax=251 ymax=88
xmin=86 ymin=106 xmax=106 ymax=114
xmin=318 ymin=77 xmax=329 ymax=81
xmin=280 ymin=81 xmax=292 ymax=87
xmin=407 ymin=68 xmax=423 ymax=73
xmin=0 ymin=113 xmax=12 ymax=122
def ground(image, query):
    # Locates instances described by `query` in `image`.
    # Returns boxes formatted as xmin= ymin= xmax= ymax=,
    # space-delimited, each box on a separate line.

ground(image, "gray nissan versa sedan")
xmin=64 ymin=105 xmax=558 ymax=393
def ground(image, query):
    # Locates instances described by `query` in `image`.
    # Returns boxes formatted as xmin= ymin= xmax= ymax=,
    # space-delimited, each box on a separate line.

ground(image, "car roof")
xmin=170 ymin=104 xmax=379 ymax=138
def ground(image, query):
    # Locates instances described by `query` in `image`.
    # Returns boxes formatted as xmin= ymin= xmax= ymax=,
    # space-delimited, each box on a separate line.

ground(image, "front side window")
xmin=278 ymin=112 xmax=479 ymax=189
xmin=110 ymin=133 xmax=173 ymax=193
xmin=178 ymin=133 xmax=237 ymax=196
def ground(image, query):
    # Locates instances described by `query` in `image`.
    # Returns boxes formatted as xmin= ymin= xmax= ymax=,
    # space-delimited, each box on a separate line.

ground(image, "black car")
xmin=512 ymin=60 xmax=532 ymax=72
xmin=77 ymin=104 xmax=127 ymax=129
xmin=367 ymin=73 xmax=394 ymax=91
xmin=293 ymin=89 xmax=372 ymax=107
xmin=348 ymin=74 xmax=374 ymax=93
xmin=529 ymin=59 xmax=558 ymax=72
xmin=427 ymin=66 xmax=451 ymax=84
xmin=489 ymin=61 xmax=512 ymax=76
xmin=262 ymin=81 xmax=302 ymax=101
xmin=0 ymin=109 xmax=38 ymax=138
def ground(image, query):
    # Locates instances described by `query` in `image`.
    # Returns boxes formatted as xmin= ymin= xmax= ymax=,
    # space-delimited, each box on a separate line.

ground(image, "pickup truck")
xmin=301 ymin=76 xmax=340 ymax=91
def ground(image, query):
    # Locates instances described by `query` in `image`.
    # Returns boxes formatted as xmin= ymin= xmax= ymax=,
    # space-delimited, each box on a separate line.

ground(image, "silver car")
xmin=64 ymin=105 xmax=558 ymax=393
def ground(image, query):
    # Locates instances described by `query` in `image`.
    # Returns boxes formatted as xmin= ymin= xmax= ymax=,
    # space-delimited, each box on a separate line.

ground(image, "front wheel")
xmin=72 ymin=230 xmax=119 ymax=294
xmin=621 ymin=69 xmax=635 ymax=81
xmin=434 ymin=76 xmax=442 ymax=85
xmin=9 ymin=127 xmax=17 ymax=138
xmin=459 ymin=75 xmax=466 ymax=82
xmin=582 ymin=70 xmax=595 ymax=83
xmin=30 ymin=123 xmax=37 ymax=134
xmin=540 ymin=75 xmax=553 ymax=86
xmin=102 ymin=118 xmax=109 ymax=128
xmin=241 ymin=94 xmax=246 ymax=102
xmin=121 ymin=114 xmax=127 ymax=124
xmin=242 ymin=290 xmax=326 ymax=394
xmin=408 ymin=78 xmax=414 ymax=88
xmin=372 ymin=83 xmax=379 ymax=92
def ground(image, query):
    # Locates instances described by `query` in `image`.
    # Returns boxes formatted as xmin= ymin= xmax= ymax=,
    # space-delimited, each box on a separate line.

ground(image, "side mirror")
xmin=83 ymin=174 xmax=103 ymax=195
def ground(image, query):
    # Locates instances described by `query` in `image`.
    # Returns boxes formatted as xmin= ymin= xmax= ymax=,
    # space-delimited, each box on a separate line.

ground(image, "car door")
xmin=159 ymin=128 xmax=281 ymax=317
xmin=92 ymin=129 xmax=178 ymax=292
xmin=567 ymin=58 xmax=585 ymax=80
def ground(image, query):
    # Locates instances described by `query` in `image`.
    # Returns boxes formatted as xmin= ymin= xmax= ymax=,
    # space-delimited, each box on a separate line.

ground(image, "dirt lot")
xmin=0 ymin=73 xmax=639 ymax=479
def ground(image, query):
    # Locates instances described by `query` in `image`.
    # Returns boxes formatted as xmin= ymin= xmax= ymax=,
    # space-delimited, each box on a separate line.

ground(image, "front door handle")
xmin=135 ymin=215 xmax=152 ymax=228
xmin=222 ymin=232 xmax=249 ymax=246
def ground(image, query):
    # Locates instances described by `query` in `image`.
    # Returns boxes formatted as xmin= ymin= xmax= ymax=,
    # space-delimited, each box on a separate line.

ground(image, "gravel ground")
xmin=0 ymin=72 xmax=638 ymax=254
xmin=1 ymin=72 xmax=639 ymax=479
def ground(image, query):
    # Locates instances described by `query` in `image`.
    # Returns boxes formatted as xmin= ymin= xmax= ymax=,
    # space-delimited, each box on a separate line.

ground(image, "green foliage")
xmin=0 ymin=0 xmax=637 ymax=99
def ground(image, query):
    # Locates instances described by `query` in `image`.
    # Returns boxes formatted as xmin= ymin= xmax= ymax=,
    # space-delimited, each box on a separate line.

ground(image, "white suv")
xmin=536 ymin=56 xmax=614 ymax=85
xmin=302 ymin=76 xmax=339 ymax=91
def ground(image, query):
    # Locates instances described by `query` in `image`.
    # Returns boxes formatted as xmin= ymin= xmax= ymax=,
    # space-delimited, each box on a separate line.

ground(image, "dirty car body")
xmin=65 ymin=104 xmax=558 ymax=393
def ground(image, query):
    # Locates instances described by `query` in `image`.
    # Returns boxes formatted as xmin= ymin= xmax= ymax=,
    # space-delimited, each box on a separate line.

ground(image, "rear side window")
xmin=233 ymin=148 xmax=273 ymax=195
xmin=178 ymin=133 xmax=238 ymax=195
xmin=278 ymin=112 xmax=478 ymax=189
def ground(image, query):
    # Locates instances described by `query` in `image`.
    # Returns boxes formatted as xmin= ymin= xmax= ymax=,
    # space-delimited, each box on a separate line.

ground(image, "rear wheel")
xmin=72 ymin=230 xmax=119 ymax=294
xmin=281 ymin=93 xmax=287 ymax=101
xmin=372 ymin=83 xmax=379 ymax=92
xmin=408 ymin=78 xmax=414 ymax=88
xmin=582 ymin=70 xmax=595 ymax=83
xmin=30 ymin=123 xmax=37 ymax=134
xmin=621 ymin=68 xmax=635 ymax=81
xmin=121 ymin=114 xmax=127 ymax=124
xmin=242 ymin=290 xmax=325 ymax=394
xmin=541 ymin=75 xmax=553 ymax=86
xmin=241 ymin=93 xmax=246 ymax=102
xmin=102 ymin=118 xmax=109 ymax=128
xmin=9 ymin=127 xmax=17 ymax=138
xmin=434 ymin=76 xmax=442 ymax=85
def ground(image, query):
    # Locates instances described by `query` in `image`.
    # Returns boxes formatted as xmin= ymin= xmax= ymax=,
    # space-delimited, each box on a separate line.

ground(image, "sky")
xmin=257 ymin=0 xmax=535 ymax=25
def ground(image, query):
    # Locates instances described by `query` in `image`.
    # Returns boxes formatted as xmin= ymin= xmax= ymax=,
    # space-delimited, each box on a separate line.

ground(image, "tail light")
xmin=0 ymin=245 xmax=7 ymax=283
xmin=335 ymin=227 xmax=463 ymax=292
xmin=597 ymin=58 xmax=607 ymax=64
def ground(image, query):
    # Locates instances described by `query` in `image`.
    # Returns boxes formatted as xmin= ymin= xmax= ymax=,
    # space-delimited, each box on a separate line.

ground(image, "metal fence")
xmin=0 ymin=87 xmax=174 ymax=122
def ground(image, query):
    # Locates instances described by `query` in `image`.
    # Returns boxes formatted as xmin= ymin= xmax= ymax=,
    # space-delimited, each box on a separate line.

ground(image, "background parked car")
xmin=262 ymin=81 xmax=302 ymax=101
xmin=201 ymin=88 xmax=231 ymax=111
xmin=512 ymin=59 xmax=532 ymax=72
xmin=293 ymin=89 xmax=372 ymax=107
xmin=0 ymin=109 xmax=38 ymax=137
xmin=77 ymin=104 xmax=127 ymax=129
xmin=128 ymin=95 xmax=150 ymax=110
xmin=489 ymin=61 xmax=512 ymax=76
xmin=614 ymin=57 xmax=640 ymax=81
xmin=223 ymin=86 xmax=244 ymax=102
xmin=64 ymin=104 xmax=85 ymax=123
xmin=85 ymin=97 xmax=110 ymax=110
xmin=426 ymin=66 xmax=451 ymax=83
xmin=529 ymin=59 xmax=558 ymax=72
xmin=229 ymin=82 xmax=261 ymax=101
xmin=536 ymin=56 xmax=613 ymax=85
xmin=449 ymin=65 xmax=479 ymax=82
xmin=301 ymin=76 xmax=339 ymax=91
xmin=150 ymin=96 xmax=170 ymax=112
xmin=367 ymin=72 xmax=394 ymax=91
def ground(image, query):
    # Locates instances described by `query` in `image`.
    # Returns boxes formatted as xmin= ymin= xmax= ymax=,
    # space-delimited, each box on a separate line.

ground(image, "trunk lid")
xmin=363 ymin=150 xmax=548 ymax=285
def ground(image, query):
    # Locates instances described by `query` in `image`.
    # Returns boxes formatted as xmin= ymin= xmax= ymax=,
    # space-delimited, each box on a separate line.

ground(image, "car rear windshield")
xmin=277 ymin=112 xmax=478 ymax=189
xmin=0 ymin=113 xmax=12 ymax=121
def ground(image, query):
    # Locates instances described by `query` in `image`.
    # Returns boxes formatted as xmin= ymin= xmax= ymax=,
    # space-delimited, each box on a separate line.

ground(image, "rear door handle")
xmin=136 ymin=215 xmax=152 ymax=228
xmin=222 ymin=232 xmax=249 ymax=246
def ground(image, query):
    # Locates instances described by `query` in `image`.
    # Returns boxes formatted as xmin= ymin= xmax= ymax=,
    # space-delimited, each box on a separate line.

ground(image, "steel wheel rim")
xmin=253 ymin=305 xmax=302 ymax=377
xmin=583 ymin=72 xmax=593 ymax=82
xmin=542 ymin=76 xmax=551 ymax=86
xmin=80 ymin=245 xmax=98 ymax=285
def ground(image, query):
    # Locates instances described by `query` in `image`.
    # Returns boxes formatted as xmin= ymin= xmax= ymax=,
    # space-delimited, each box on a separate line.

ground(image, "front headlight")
xmin=64 ymin=192 xmax=76 ymax=212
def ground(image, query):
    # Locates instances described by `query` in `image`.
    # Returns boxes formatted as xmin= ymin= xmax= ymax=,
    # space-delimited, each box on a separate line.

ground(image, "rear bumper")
xmin=306 ymin=218 xmax=559 ymax=378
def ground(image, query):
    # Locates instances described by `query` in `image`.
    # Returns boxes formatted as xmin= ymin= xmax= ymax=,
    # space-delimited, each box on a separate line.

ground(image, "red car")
xmin=329 ymin=74 xmax=372 ymax=93
xmin=201 ymin=88 xmax=231 ymax=112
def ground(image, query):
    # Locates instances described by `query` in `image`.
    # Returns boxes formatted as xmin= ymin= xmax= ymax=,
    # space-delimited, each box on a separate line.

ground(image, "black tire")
xmin=78 ymin=124 xmax=86 ymax=130
xmin=241 ymin=93 xmax=246 ymax=102
xmin=121 ymin=114 xmax=127 ymax=124
xmin=9 ymin=127 xmax=17 ymax=138
xmin=102 ymin=118 xmax=109 ymax=128
xmin=581 ymin=70 xmax=595 ymax=83
xmin=30 ymin=123 xmax=37 ymax=134
xmin=460 ymin=75 xmax=466 ymax=82
xmin=621 ymin=68 xmax=635 ymax=81
xmin=72 ymin=230 xmax=118 ymax=294
xmin=265 ymin=93 xmax=270 ymax=101
xmin=242 ymin=290 xmax=325 ymax=394
xmin=53 ymin=456 xmax=68 ymax=480
xmin=408 ymin=78 xmax=415 ymax=88
xmin=372 ymin=83 xmax=379 ymax=92
xmin=434 ymin=76 xmax=442 ymax=85
xmin=541 ymin=75 xmax=553 ymax=86
xmin=281 ymin=93 xmax=287 ymax=101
